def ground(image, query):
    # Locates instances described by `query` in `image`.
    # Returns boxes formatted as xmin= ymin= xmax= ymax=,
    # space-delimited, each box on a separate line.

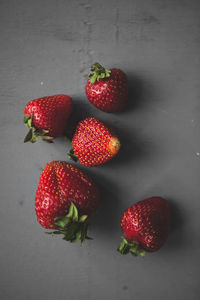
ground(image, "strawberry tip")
xmin=109 ymin=137 xmax=120 ymax=155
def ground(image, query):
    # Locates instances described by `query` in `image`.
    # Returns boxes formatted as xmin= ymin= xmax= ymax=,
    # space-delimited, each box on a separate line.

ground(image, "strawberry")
xmin=24 ymin=94 xmax=73 ymax=143
xmin=85 ymin=62 xmax=128 ymax=112
xmin=69 ymin=117 xmax=120 ymax=167
xmin=118 ymin=197 xmax=170 ymax=256
xmin=35 ymin=161 xmax=99 ymax=243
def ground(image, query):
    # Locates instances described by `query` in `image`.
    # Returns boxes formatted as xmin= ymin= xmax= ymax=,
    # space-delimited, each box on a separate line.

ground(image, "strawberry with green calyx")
xmin=46 ymin=203 xmax=91 ymax=243
xmin=118 ymin=197 xmax=170 ymax=256
xmin=35 ymin=161 xmax=99 ymax=243
xmin=68 ymin=117 xmax=120 ymax=167
xmin=24 ymin=94 xmax=73 ymax=143
xmin=86 ymin=62 xmax=128 ymax=112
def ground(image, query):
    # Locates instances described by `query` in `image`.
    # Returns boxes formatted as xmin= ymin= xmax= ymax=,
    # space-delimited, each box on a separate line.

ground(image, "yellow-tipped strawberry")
xmin=68 ymin=118 xmax=120 ymax=167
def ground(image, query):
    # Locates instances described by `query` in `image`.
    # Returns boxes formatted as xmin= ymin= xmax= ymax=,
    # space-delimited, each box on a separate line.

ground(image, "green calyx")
xmin=24 ymin=113 xmax=54 ymax=143
xmin=68 ymin=149 xmax=79 ymax=163
xmin=88 ymin=62 xmax=111 ymax=84
xmin=117 ymin=238 xmax=146 ymax=257
xmin=46 ymin=203 xmax=91 ymax=244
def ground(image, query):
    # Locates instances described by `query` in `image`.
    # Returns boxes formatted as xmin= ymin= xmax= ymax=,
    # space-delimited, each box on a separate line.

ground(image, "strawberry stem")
xmin=24 ymin=113 xmax=54 ymax=143
xmin=88 ymin=62 xmax=111 ymax=84
xmin=117 ymin=238 xmax=146 ymax=257
xmin=46 ymin=203 xmax=91 ymax=244
xmin=68 ymin=149 xmax=79 ymax=162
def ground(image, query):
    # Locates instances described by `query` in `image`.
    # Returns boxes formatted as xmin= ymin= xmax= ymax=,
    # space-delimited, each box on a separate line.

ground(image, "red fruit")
xmin=35 ymin=161 xmax=99 ymax=243
xmin=69 ymin=117 xmax=120 ymax=167
xmin=118 ymin=197 xmax=170 ymax=256
xmin=24 ymin=94 xmax=73 ymax=143
xmin=85 ymin=62 xmax=128 ymax=112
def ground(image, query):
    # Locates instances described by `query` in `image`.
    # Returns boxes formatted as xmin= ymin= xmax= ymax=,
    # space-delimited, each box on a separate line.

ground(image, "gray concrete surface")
xmin=0 ymin=0 xmax=200 ymax=299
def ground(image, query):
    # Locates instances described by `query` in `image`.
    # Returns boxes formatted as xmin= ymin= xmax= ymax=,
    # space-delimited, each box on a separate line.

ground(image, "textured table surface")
xmin=0 ymin=0 xmax=200 ymax=299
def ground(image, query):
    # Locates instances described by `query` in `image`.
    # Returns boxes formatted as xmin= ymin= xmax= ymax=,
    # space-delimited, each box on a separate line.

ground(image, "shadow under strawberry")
xmin=63 ymin=97 xmax=91 ymax=141
xmin=100 ymin=121 xmax=152 ymax=168
xmin=81 ymin=168 xmax=122 ymax=239
xmin=161 ymin=199 xmax=186 ymax=252
xmin=122 ymin=73 xmax=157 ymax=113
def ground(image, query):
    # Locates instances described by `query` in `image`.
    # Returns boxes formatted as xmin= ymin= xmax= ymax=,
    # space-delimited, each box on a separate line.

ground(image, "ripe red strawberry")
xmin=69 ymin=117 xmax=120 ymax=167
xmin=85 ymin=62 xmax=128 ymax=112
xmin=24 ymin=94 xmax=73 ymax=143
xmin=118 ymin=197 xmax=170 ymax=256
xmin=35 ymin=161 xmax=100 ymax=243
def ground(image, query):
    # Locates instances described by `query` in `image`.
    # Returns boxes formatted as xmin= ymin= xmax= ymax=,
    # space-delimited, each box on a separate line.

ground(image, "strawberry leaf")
xmin=117 ymin=238 xmax=146 ymax=257
xmin=90 ymin=73 xmax=97 ymax=84
xmin=24 ymin=115 xmax=30 ymax=124
xmin=88 ymin=62 xmax=111 ymax=84
xmin=71 ymin=230 xmax=82 ymax=243
xmin=68 ymin=149 xmax=79 ymax=162
xmin=72 ymin=204 xmax=79 ymax=222
xmin=46 ymin=203 xmax=92 ymax=244
xmin=24 ymin=129 xmax=33 ymax=143
xmin=63 ymin=223 xmax=79 ymax=240
xmin=27 ymin=118 xmax=32 ymax=128
xmin=79 ymin=215 xmax=88 ymax=222
xmin=81 ymin=223 xmax=88 ymax=244
xmin=24 ymin=113 xmax=54 ymax=143
xmin=53 ymin=217 xmax=71 ymax=228
xmin=41 ymin=136 xmax=54 ymax=143
xmin=66 ymin=203 xmax=76 ymax=218
xmin=30 ymin=134 xmax=38 ymax=143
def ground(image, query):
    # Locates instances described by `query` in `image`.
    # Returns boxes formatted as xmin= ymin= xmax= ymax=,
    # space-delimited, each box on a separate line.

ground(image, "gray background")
xmin=0 ymin=0 xmax=199 ymax=299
